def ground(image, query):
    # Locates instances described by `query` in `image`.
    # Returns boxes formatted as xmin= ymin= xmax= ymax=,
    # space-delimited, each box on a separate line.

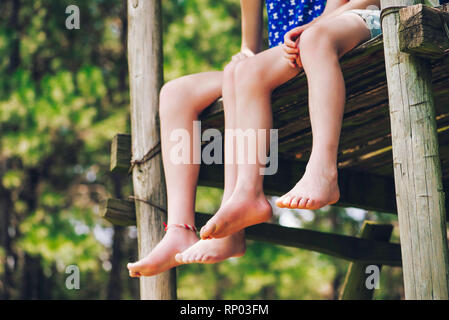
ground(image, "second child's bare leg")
xmin=175 ymin=62 xmax=246 ymax=264
xmin=200 ymin=46 xmax=300 ymax=240
xmin=276 ymin=13 xmax=371 ymax=210
xmin=127 ymin=71 xmax=244 ymax=276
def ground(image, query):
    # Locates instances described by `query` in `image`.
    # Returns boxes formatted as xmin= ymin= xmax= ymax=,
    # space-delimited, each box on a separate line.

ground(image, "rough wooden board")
xmin=199 ymin=28 xmax=449 ymax=180
xmin=110 ymin=134 xmax=131 ymax=173
xmin=101 ymin=198 xmax=136 ymax=226
xmin=110 ymin=132 xmax=449 ymax=218
xmin=399 ymin=4 xmax=449 ymax=59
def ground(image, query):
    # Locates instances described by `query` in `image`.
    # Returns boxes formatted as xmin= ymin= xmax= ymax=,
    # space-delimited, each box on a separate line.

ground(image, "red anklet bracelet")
xmin=163 ymin=222 xmax=198 ymax=233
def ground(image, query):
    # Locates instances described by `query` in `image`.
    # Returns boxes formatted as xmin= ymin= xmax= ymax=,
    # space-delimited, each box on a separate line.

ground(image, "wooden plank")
xmin=340 ymin=221 xmax=394 ymax=300
xmin=399 ymin=4 xmax=449 ymax=59
xmin=127 ymin=0 xmax=175 ymax=300
xmin=102 ymin=199 xmax=402 ymax=266
xmin=198 ymin=158 xmax=398 ymax=214
xmin=110 ymin=133 xmax=399 ymax=213
xmin=110 ymin=134 xmax=132 ymax=173
xmin=102 ymin=198 xmax=136 ymax=226
xmin=381 ymin=0 xmax=449 ymax=299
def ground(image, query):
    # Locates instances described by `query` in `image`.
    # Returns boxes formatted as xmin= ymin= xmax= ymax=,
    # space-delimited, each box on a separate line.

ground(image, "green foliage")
xmin=163 ymin=0 xmax=242 ymax=80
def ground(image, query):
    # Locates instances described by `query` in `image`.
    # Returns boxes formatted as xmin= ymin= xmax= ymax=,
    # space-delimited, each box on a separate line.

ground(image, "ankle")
xmin=234 ymin=182 xmax=264 ymax=198
xmin=305 ymin=161 xmax=338 ymax=179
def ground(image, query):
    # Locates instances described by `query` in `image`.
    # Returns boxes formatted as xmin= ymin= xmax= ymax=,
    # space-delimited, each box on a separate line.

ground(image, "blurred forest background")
xmin=0 ymin=0 xmax=404 ymax=299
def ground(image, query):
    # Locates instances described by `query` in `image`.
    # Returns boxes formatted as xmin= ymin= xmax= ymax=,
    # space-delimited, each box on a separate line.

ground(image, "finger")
xmin=284 ymin=36 xmax=297 ymax=48
xmin=296 ymin=56 xmax=303 ymax=69
xmin=284 ymin=28 xmax=304 ymax=47
xmin=284 ymin=52 xmax=298 ymax=61
xmin=283 ymin=44 xmax=298 ymax=54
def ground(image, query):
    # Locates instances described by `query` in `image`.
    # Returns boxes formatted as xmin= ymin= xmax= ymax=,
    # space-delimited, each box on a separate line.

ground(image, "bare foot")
xmin=175 ymin=230 xmax=246 ymax=264
xmin=276 ymin=163 xmax=339 ymax=210
xmin=200 ymin=189 xmax=272 ymax=240
xmin=127 ymin=227 xmax=198 ymax=277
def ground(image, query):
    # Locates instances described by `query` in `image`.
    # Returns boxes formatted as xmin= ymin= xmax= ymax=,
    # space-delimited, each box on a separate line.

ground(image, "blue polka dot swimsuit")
xmin=266 ymin=0 xmax=326 ymax=48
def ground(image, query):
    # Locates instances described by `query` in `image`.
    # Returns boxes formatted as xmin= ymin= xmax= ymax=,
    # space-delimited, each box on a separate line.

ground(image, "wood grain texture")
xmin=110 ymin=134 xmax=132 ymax=173
xmin=381 ymin=0 xmax=449 ymax=299
xmin=399 ymin=4 xmax=449 ymax=59
xmin=111 ymin=134 xmax=401 ymax=214
xmin=339 ymin=221 xmax=394 ymax=300
xmin=127 ymin=0 xmax=175 ymax=300
xmin=102 ymin=198 xmax=136 ymax=226
xmin=199 ymin=25 xmax=449 ymax=180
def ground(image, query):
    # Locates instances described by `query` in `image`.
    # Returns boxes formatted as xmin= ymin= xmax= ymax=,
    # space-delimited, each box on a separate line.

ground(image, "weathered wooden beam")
xmin=110 ymin=134 xmax=132 ymax=173
xmin=102 ymin=198 xmax=402 ymax=266
xmin=109 ymin=134 xmax=399 ymax=214
xmin=199 ymin=159 xmax=398 ymax=214
xmin=340 ymin=221 xmax=394 ymax=300
xmin=127 ymin=0 xmax=175 ymax=300
xmin=111 ymin=133 xmax=449 ymax=220
xmin=399 ymin=4 xmax=449 ymax=59
xmin=381 ymin=0 xmax=449 ymax=299
xmin=102 ymin=198 xmax=136 ymax=226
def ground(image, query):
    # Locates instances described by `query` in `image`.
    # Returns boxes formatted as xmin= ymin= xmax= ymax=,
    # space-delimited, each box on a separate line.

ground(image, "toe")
xmin=276 ymin=196 xmax=286 ymax=208
xmin=127 ymin=262 xmax=138 ymax=272
xmin=129 ymin=270 xmax=141 ymax=278
xmin=298 ymin=197 xmax=308 ymax=208
xmin=282 ymin=195 xmax=292 ymax=207
xmin=192 ymin=253 xmax=202 ymax=263
xmin=305 ymin=198 xmax=314 ymax=209
xmin=200 ymin=222 xmax=217 ymax=240
xmin=290 ymin=197 xmax=300 ymax=208
xmin=175 ymin=253 xmax=183 ymax=263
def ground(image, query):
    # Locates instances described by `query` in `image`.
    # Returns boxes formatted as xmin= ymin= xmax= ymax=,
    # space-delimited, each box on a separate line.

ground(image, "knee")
xmin=234 ymin=58 xmax=266 ymax=90
xmin=223 ymin=61 xmax=238 ymax=83
xmin=159 ymin=78 xmax=189 ymax=118
xmin=299 ymin=24 xmax=335 ymax=58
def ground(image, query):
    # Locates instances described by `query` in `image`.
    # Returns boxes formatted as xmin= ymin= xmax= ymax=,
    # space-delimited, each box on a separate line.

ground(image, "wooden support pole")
xmin=381 ymin=0 xmax=449 ymax=299
xmin=340 ymin=221 xmax=394 ymax=300
xmin=127 ymin=0 xmax=175 ymax=299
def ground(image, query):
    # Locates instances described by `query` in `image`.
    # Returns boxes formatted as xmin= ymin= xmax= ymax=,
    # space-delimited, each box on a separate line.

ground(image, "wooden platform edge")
xmin=110 ymin=133 xmax=449 ymax=219
xmin=110 ymin=133 xmax=398 ymax=214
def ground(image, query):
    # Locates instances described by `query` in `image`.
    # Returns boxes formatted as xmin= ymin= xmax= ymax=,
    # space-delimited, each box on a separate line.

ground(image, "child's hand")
xmin=283 ymin=26 xmax=306 ymax=68
xmin=283 ymin=38 xmax=301 ymax=69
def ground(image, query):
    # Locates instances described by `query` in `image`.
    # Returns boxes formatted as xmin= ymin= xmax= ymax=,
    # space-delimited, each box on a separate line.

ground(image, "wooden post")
xmin=127 ymin=0 xmax=176 ymax=299
xmin=381 ymin=0 xmax=449 ymax=299
xmin=340 ymin=221 xmax=394 ymax=300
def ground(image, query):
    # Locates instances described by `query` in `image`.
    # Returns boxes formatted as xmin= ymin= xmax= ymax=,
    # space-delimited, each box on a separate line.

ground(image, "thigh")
xmin=165 ymin=71 xmax=224 ymax=113
xmin=237 ymin=45 xmax=301 ymax=91
xmin=317 ymin=12 xmax=372 ymax=58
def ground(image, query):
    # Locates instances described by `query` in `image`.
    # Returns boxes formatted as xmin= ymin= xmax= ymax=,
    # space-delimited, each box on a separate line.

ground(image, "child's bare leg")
xmin=276 ymin=13 xmax=371 ymax=210
xmin=175 ymin=62 xmax=246 ymax=264
xmin=200 ymin=46 xmax=300 ymax=239
xmin=127 ymin=72 xmax=225 ymax=276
